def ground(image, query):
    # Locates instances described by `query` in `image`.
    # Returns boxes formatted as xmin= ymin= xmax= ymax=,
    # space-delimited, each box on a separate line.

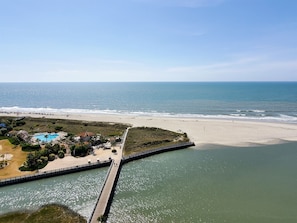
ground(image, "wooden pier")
xmin=88 ymin=128 xmax=129 ymax=223
xmin=88 ymin=158 xmax=122 ymax=223
xmin=88 ymin=127 xmax=194 ymax=222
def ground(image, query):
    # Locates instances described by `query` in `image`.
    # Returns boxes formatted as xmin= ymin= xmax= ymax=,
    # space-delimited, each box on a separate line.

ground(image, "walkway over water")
xmin=89 ymin=159 xmax=122 ymax=223
xmin=89 ymin=129 xmax=128 ymax=223
xmin=88 ymin=127 xmax=195 ymax=223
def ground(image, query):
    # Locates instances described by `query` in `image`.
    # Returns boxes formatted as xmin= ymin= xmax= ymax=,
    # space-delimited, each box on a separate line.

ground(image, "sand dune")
xmin=2 ymin=112 xmax=297 ymax=147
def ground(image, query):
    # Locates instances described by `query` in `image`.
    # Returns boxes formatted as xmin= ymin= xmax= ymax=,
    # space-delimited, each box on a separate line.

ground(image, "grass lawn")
xmin=0 ymin=139 xmax=31 ymax=179
xmin=123 ymin=127 xmax=189 ymax=156
xmin=0 ymin=116 xmax=130 ymax=137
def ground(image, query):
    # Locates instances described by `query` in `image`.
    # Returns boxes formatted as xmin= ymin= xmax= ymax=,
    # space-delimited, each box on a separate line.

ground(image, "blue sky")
xmin=1 ymin=0 xmax=297 ymax=82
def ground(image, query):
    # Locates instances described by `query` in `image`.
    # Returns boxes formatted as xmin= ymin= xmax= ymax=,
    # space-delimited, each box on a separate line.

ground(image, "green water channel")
xmin=1 ymin=143 xmax=297 ymax=222
xmin=0 ymin=168 xmax=108 ymax=218
xmin=109 ymin=142 xmax=297 ymax=223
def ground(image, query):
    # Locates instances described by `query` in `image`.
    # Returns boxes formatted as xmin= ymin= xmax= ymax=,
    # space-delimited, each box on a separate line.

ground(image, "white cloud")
xmin=0 ymin=57 xmax=152 ymax=82
xmin=166 ymin=56 xmax=297 ymax=81
xmin=167 ymin=57 xmax=262 ymax=73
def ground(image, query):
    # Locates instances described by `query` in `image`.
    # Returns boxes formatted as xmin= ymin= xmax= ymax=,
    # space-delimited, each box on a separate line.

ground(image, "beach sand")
xmin=2 ymin=112 xmax=297 ymax=146
xmin=1 ymin=112 xmax=297 ymax=172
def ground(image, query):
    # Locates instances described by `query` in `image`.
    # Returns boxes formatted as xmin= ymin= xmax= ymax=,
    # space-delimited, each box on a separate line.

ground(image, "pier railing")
xmin=0 ymin=160 xmax=111 ymax=187
xmin=88 ymin=159 xmax=115 ymax=223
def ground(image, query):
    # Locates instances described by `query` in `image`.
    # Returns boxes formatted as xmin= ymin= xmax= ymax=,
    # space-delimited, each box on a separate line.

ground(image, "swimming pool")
xmin=33 ymin=133 xmax=59 ymax=142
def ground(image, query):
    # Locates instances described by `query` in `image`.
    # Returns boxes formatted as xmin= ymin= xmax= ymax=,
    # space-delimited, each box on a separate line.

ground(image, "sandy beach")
xmin=2 ymin=111 xmax=297 ymax=146
xmin=1 ymin=111 xmax=297 ymax=172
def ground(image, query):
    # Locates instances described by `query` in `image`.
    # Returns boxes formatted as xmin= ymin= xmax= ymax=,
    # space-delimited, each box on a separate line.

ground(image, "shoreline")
xmin=1 ymin=111 xmax=297 ymax=147
xmin=1 ymin=110 xmax=297 ymax=177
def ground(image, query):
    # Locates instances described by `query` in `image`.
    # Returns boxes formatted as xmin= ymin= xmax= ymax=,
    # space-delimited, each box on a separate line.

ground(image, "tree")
xmin=58 ymin=150 xmax=65 ymax=158
xmin=70 ymin=144 xmax=89 ymax=157
xmin=48 ymin=153 xmax=56 ymax=161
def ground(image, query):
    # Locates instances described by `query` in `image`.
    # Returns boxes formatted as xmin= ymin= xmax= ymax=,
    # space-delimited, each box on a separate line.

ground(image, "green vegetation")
xmin=8 ymin=137 xmax=21 ymax=145
xmin=0 ymin=134 xmax=20 ymax=145
xmin=21 ymin=143 xmax=41 ymax=152
xmin=19 ymin=152 xmax=47 ymax=171
xmin=44 ymin=144 xmax=66 ymax=156
xmin=70 ymin=144 xmax=90 ymax=157
xmin=0 ymin=116 xmax=129 ymax=137
xmin=97 ymin=215 xmax=107 ymax=223
xmin=0 ymin=204 xmax=86 ymax=223
xmin=0 ymin=116 xmax=130 ymax=171
xmin=124 ymin=127 xmax=189 ymax=156
xmin=19 ymin=144 xmax=66 ymax=171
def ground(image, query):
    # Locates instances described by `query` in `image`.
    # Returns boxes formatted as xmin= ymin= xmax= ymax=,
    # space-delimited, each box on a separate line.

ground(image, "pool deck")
xmin=31 ymin=131 xmax=67 ymax=143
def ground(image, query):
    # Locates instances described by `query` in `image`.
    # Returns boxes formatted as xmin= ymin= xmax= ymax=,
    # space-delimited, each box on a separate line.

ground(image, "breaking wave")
xmin=1 ymin=106 xmax=297 ymax=123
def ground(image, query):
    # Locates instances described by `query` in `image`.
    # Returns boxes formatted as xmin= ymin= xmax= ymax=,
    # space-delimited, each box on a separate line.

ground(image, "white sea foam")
xmin=1 ymin=106 xmax=297 ymax=123
xmin=252 ymin=110 xmax=266 ymax=113
xmin=236 ymin=109 xmax=266 ymax=113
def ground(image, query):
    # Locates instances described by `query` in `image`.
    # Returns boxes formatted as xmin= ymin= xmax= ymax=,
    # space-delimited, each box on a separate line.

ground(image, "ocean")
xmin=1 ymin=82 xmax=297 ymax=122
xmin=1 ymin=82 xmax=297 ymax=222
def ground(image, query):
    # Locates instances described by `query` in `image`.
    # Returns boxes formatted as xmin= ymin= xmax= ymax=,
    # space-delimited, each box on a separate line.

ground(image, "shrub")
xmin=15 ymin=120 xmax=26 ymax=126
xmin=48 ymin=153 xmax=56 ymax=161
xmin=45 ymin=144 xmax=60 ymax=154
xmin=0 ymin=128 xmax=7 ymax=136
xmin=19 ymin=165 xmax=30 ymax=171
xmin=8 ymin=137 xmax=20 ymax=145
xmin=60 ymin=145 xmax=66 ymax=153
xmin=19 ymin=152 xmax=48 ymax=171
xmin=55 ymin=126 xmax=63 ymax=131
xmin=71 ymin=145 xmax=89 ymax=157
xmin=58 ymin=150 xmax=65 ymax=158
xmin=37 ymin=159 xmax=43 ymax=165
xmin=37 ymin=160 xmax=47 ymax=169
xmin=40 ymin=148 xmax=50 ymax=157
xmin=97 ymin=215 xmax=107 ymax=223
xmin=21 ymin=144 xmax=41 ymax=152
xmin=40 ymin=156 xmax=48 ymax=162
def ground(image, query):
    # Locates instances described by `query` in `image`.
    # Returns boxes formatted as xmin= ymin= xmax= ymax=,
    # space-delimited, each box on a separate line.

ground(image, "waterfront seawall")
xmin=0 ymin=160 xmax=111 ymax=187
xmin=122 ymin=141 xmax=195 ymax=164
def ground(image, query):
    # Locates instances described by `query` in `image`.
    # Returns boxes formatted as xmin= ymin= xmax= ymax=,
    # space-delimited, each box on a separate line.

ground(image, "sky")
xmin=0 ymin=0 xmax=297 ymax=82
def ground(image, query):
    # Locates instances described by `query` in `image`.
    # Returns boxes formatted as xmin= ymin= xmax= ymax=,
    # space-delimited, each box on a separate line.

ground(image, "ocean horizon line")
xmin=1 ymin=81 xmax=297 ymax=84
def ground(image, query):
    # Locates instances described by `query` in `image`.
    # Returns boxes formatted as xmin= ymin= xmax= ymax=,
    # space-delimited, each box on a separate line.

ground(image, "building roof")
xmin=77 ymin=131 xmax=95 ymax=137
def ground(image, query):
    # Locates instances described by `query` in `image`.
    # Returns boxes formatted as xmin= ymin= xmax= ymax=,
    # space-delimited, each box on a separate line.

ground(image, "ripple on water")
xmin=0 ymin=168 xmax=108 ymax=218
xmin=109 ymin=144 xmax=297 ymax=223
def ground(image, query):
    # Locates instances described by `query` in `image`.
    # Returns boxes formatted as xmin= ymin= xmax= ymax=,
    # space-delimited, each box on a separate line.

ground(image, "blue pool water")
xmin=34 ymin=133 xmax=59 ymax=142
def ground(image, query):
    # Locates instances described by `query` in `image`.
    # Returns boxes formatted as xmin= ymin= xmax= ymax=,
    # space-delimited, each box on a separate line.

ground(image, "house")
xmin=77 ymin=131 xmax=95 ymax=142
xmin=17 ymin=130 xmax=30 ymax=142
